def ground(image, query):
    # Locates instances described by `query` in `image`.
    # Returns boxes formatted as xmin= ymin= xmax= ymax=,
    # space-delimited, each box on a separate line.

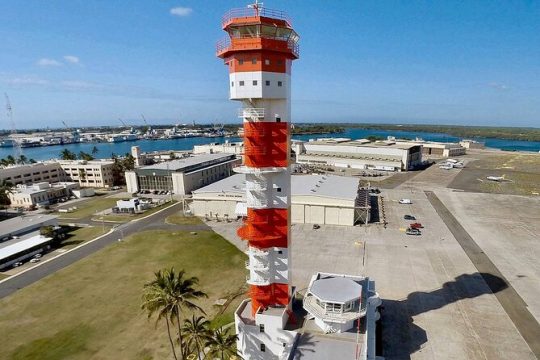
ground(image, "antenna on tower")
xmin=4 ymin=93 xmax=22 ymax=158
xmin=248 ymin=0 xmax=263 ymax=16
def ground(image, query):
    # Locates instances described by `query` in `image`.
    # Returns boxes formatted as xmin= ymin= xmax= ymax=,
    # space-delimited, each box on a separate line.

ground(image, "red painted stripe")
xmin=244 ymin=122 xmax=289 ymax=168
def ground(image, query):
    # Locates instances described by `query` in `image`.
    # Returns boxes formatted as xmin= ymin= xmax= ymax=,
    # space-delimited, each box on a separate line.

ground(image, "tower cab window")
xmin=252 ymin=58 xmax=257 ymax=64
xmin=265 ymin=59 xmax=270 ymax=65
xmin=238 ymin=59 xmax=244 ymax=65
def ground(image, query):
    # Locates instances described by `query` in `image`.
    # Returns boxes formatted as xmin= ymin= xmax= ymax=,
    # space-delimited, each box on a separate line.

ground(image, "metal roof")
xmin=0 ymin=234 xmax=53 ymax=261
xmin=192 ymin=174 xmax=359 ymax=200
xmin=0 ymin=214 xmax=58 ymax=238
xmin=309 ymin=277 xmax=363 ymax=303
xmin=139 ymin=153 xmax=235 ymax=172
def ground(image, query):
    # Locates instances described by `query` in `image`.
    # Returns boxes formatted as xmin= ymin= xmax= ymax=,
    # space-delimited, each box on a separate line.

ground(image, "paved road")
xmin=0 ymin=202 xmax=190 ymax=299
xmin=426 ymin=191 xmax=540 ymax=358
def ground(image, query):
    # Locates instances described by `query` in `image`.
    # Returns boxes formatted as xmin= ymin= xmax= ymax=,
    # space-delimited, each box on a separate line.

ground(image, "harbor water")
xmin=1 ymin=128 xmax=539 ymax=161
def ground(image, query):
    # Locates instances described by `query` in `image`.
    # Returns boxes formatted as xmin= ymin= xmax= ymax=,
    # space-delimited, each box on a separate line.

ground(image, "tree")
xmin=91 ymin=146 xmax=99 ymax=156
xmin=142 ymin=269 xmax=180 ymax=360
xmin=17 ymin=155 xmax=28 ymax=164
xmin=142 ymin=268 xmax=207 ymax=360
xmin=78 ymin=151 xmax=94 ymax=161
xmin=6 ymin=155 xmax=16 ymax=165
xmin=29 ymin=158 xmax=37 ymax=163
xmin=60 ymin=149 xmax=76 ymax=160
xmin=123 ymin=153 xmax=135 ymax=171
xmin=183 ymin=315 xmax=211 ymax=360
xmin=0 ymin=180 xmax=14 ymax=206
xmin=205 ymin=327 xmax=238 ymax=360
xmin=40 ymin=225 xmax=56 ymax=238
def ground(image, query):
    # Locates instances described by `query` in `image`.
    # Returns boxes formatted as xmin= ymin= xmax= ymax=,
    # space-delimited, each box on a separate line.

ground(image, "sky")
xmin=1 ymin=0 xmax=539 ymax=129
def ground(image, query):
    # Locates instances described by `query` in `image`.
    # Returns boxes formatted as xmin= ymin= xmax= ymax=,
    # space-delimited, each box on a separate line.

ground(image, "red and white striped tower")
xmin=217 ymin=2 xmax=299 ymax=318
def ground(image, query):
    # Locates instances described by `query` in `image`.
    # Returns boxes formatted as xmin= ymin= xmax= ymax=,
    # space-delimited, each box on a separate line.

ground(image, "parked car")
xmin=12 ymin=262 xmax=23 ymax=268
xmin=312 ymin=224 xmax=321 ymax=230
xmin=410 ymin=223 xmax=424 ymax=229
xmin=399 ymin=199 xmax=412 ymax=204
xmin=30 ymin=258 xmax=40 ymax=263
xmin=406 ymin=228 xmax=422 ymax=236
xmin=404 ymin=215 xmax=416 ymax=220
xmin=34 ymin=254 xmax=42 ymax=259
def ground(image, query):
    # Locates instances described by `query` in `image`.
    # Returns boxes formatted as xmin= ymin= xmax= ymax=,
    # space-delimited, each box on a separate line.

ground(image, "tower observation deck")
xmin=217 ymin=2 xmax=299 ymax=359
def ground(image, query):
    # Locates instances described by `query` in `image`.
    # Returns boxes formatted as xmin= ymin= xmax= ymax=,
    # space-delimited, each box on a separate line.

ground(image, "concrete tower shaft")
xmin=217 ymin=4 xmax=299 ymax=316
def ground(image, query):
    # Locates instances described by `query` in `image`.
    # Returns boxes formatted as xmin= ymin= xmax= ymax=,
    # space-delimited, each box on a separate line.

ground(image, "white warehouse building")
xmin=293 ymin=138 xmax=423 ymax=172
xmin=190 ymin=174 xmax=370 ymax=226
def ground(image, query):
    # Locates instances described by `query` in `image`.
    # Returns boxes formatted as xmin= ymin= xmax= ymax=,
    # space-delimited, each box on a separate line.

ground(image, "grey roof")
xmin=141 ymin=153 xmax=235 ymax=171
xmin=193 ymin=174 xmax=359 ymax=200
xmin=0 ymin=214 xmax=58 ymax=238
xmin=292 ymin=333 xmax=358 ymax=360
xmin=309 ymin=277 xmax=362 ymax=303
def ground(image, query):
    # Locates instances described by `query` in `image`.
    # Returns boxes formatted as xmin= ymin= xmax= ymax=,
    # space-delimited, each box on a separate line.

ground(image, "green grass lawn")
xmin=0 ymin=229 xmax=246 ymax=360
xmin=56 ymin=197 xmax=119 ymax=219
xmin=59 ymin=226 xmax=111 ymax=249
xmin=165 ymin=213 xmax=202 ymax=226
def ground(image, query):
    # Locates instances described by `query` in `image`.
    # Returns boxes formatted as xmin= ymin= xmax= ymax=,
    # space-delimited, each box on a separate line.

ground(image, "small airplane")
xmin=486 ymin=175 xmax=511 ymax=182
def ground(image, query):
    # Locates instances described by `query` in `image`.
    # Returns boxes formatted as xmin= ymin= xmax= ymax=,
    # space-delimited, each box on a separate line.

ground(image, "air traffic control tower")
xmin=217 ymin=2 xmax=300 ymax=359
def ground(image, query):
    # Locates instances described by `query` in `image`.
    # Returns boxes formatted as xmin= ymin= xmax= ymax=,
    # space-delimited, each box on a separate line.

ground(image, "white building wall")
xmin=125 ymin=171 xmax=138 ymax=193
xmin=230 ymin=72 xmax=290 ymax=100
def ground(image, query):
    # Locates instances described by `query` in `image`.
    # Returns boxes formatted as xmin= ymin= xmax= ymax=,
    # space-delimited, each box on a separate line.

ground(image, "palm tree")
xmin=142 ymin=268 xmax=207 ymax=360
xmin=17 ymin=155 xmax=27 ymax=164
xmin=0 ymin=180 xmax=14 ymax=206
xmin=6 ymin=155 xmax=16 ymax=165
xmin=142 ymin=269 xmax=180 ymax=360
xmin=183 ymin=315 xmax=211 ymax=360
xmin=60 ymin=149 xmax=76 ymax=160
xmin=168 ymin=269 xmax=207 ymax=360
xmin=205 ymin=327 xmax=238 ymax=360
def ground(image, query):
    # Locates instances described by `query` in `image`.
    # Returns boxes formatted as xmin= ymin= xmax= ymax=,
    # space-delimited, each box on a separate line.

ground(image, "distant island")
xmin=291 ymin=124 xmax=345 ymax=135
xmin=318 ymin=123 xmax=540 ymax=142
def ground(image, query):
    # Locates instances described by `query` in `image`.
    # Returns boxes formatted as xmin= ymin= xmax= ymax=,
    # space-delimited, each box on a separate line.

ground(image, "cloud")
xmin=63 ymin=55 xmax=80 ymax=64
xmin=6 ymin=76 xmax=49 ymax=86
xmin=36 ymin=58 xmax=63 ymax=67
xmin=170 ymin=6 xmax=192 ymax=17
xmin=488 ymin=82 xmax=509 ymax=91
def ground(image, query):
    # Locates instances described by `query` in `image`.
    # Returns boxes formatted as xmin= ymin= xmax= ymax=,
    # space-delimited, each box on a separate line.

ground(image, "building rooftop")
xmin=55 ymin=159 xmax=114 ymax=165
xmin=140 ymin=153 xmax=235 ymax=172
xmin=0 ymin=234 xmax=53 ymax=262
xmin=309 ymin=277 xmax=362 ymax=303
xmin=192 ymin=174 xmax=360 ymax=200
xmin=303 ymin=138 xmax=420 ymax=150
xmin=0 ymin=214 xmax=58 ymax=239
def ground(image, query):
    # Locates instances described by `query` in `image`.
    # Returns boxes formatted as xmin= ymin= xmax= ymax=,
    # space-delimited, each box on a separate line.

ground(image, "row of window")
xmin=236 ymin=58 xmax=284 ymax=66
xmin=232 ymin=80 xmax=283 ymax=87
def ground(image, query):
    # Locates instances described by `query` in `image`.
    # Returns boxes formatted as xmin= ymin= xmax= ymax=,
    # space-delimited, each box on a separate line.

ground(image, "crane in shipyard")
xmin=4 ymin=93 xmax=22 ymax=158
xmin=118 ymin=118 xmax=128 ymax=128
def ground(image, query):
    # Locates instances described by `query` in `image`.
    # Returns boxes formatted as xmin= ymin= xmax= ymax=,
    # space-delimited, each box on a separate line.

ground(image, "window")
xmin=265 ymin=59 xmax=270 ymax=65
xmin=276 ymin=117 xmax=281 ymax=123
xmin=265 ymin=80 xmax=270 ymax=86
xmin=238 ymin=59 xmax=244 ymax=65
xmin=260 ymin=344 xmax=265 ymax=352
xmin=231 ymin=81 xmax=234 ymax=87
xmin=252 ymin=58 xmax=257 ymax=64
xmin=253 ymin=80 xmax=258 ymax=86
xmin=239 ymin=81 xmax=245 ymax=86
xmin=276 ymin=187 xmax=282 ymax=192
xmin=278 ymin=81 xmax=283 ymax=87
xmin=278 ymin=250 xmax=283 ymax=254
xmin=259 ymin=324 xmax=265 ymax=333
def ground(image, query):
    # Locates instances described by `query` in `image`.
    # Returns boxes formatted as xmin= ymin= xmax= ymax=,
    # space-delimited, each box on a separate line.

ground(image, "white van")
xmin=399 ymin=199 xmax=412 ymax=204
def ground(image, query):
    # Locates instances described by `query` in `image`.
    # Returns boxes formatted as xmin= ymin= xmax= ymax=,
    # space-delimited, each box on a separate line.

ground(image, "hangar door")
xmin=291 ymin=204 xmax=305 ymax=223
xmin=304 ymin=205 xmax=325 ymax=224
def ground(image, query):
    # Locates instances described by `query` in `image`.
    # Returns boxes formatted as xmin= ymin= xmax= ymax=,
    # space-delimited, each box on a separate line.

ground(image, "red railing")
xmin=222 ymin=7 xmax=292 ymax=28
xmin=216 ymin=36 xmax=299 ymax=58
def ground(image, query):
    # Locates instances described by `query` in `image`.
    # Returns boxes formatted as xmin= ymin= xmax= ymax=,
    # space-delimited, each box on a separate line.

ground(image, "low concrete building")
xmin=410 ymin=141 xmax=466 ymax=157
xmin=57 ymin=159 xmax=115 ymax=188
xmin=0 ymin=214 xmax=59 ymax=270
xmin=460 ymin=139 xmax=485 ymax=150
xmin=125 ymin=153 xmax=241 ymax=195
xmin=293 ymin=138 xmax=422 ymax=172
xmin=8 ymin=182 xmax=80 ymax=207
xmin=190 ymin=174 xmax=370 ymax=226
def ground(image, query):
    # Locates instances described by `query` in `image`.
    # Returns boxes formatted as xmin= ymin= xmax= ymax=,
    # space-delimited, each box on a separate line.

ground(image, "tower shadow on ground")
xmin=380 ymin=272 xmax=508 ymax=360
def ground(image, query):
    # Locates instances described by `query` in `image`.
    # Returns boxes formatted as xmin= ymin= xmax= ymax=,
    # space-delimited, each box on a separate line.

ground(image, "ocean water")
xmin=1 ymin=128 xmax=539 ymax=161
